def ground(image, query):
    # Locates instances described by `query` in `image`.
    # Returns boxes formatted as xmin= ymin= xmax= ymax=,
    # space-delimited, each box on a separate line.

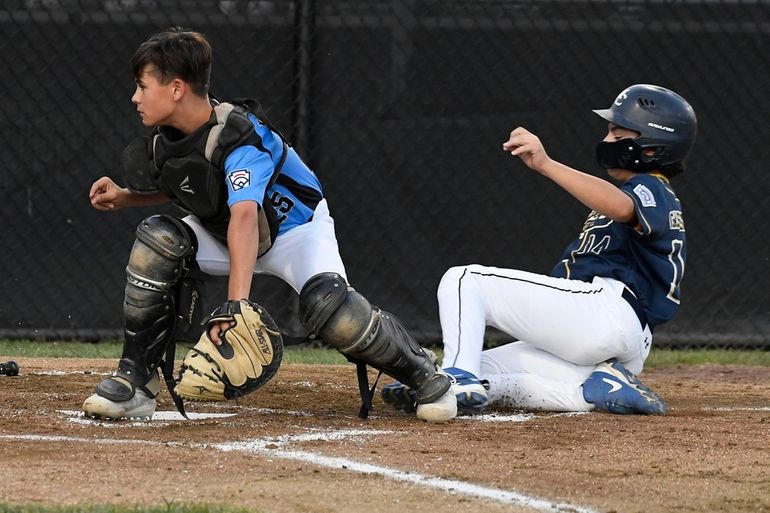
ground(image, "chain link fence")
xmin=1 ymin=0 xmax=768 ymax=348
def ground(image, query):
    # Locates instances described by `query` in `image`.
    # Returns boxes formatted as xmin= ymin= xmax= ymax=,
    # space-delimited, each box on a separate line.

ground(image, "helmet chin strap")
xmin=595 ymin=138 xmax=659 ymax=173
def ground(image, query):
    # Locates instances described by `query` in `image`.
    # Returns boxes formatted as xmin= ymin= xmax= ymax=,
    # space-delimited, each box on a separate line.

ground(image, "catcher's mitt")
xmin=175 ymin=299 xmax=283 ymax=401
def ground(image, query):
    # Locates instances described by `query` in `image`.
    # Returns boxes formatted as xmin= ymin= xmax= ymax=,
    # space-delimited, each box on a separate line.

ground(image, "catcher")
xmin=82 ymin=27 xmax=454 ymax=422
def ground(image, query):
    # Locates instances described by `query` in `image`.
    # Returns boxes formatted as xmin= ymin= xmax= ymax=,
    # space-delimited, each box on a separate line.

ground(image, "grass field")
xmin=1 ymin=340 xmax=770 ymax=367
xmin=0 ymin=340 xmax=348 ymax=365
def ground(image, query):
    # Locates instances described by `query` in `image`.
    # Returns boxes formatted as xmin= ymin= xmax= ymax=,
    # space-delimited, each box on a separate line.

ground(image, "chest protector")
xmin=122 ymin=99 xmax=288 ymax=257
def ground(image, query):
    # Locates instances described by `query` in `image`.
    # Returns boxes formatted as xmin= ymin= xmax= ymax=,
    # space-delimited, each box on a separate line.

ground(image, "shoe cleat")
xmin=582 ymin=360 xmax=668 ymax=415
xmin=444 ymin=367 xmax=489 ymax=412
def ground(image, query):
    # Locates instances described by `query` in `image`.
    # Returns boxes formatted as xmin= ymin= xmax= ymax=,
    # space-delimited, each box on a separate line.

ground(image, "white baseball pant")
xmin=182 ymin=199 xmax=347 ymax=292
xmin=438 ymin=264 xmax=652 ymax=412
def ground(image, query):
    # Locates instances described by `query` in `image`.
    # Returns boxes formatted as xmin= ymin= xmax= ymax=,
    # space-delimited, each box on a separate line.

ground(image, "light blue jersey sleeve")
xmin=221 ymin=113 xmax=323 ymax=235
xmin=223 ymin=145 xmax=275 ymax=208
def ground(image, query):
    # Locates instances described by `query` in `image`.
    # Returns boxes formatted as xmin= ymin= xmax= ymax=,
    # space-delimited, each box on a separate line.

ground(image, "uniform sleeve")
xmin=223 ymin=145 xmax=274 ymax=208
xmin=622 ymin=175 xmax=670 ymax=237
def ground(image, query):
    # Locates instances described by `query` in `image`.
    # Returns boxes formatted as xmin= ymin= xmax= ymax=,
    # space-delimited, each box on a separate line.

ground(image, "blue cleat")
xmin=444 ymin=367 xmax=489 ymax=412
xmin=582 ymin=360 xmax=668 ymax=415
xmin=381 ymin=381 xmax=417 ymax=413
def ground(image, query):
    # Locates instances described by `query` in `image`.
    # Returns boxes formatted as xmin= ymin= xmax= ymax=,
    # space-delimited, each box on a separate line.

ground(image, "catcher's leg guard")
xmin=88 ymin=215 xmax=197 ymax=414
xmin=299 ymin=273 xmax=451 ymax=406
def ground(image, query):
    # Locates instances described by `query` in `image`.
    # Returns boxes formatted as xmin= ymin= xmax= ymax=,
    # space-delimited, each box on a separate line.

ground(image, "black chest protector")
xmin=122 ymin=99 xmax=288 ymax=257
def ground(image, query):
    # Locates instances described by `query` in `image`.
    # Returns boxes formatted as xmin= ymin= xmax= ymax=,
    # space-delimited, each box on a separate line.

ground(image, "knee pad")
xmin=119 ymin=215 xmax=197 ymax=386
xmin=298 ymin=272 xmax=374 ymax=350
xmin=126 ymin=215 xmax=196 ymax=293
xmin=298 ymin=273 xmax=352 ymax=340
xmin=299 ymin=273 xmax=450 ymax=403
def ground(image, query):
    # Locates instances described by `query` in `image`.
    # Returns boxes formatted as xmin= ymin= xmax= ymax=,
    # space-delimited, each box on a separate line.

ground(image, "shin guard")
xmin=299 ymin=273 xmax=450 ymax=404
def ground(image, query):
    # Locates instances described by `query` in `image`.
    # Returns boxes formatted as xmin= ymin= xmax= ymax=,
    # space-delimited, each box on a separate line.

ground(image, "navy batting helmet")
xmin=594 ymin=84 xmax=697 ymax=174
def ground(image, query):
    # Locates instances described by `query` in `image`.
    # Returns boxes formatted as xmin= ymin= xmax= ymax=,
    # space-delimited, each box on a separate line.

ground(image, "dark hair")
xmin=131 ymin=27 xmax=212 ymax=97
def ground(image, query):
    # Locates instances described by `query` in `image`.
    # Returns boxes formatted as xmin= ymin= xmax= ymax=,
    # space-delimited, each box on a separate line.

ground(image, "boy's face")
xmin=131 ymin=65 xmax=176 ymax=127
xmin=603 ymin=123 xmax=640 ymax=143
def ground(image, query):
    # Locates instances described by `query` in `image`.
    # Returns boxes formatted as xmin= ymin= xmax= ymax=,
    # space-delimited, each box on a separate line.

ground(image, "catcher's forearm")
xmin=227 ymin=201 xmax=260 ymax=299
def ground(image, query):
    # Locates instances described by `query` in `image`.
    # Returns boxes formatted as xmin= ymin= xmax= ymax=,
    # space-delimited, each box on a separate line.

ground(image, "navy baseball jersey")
xmin=224 ymin=113 xmax=323 ymax=235
xmin=551 ymin=173 xmax=686 ymax=328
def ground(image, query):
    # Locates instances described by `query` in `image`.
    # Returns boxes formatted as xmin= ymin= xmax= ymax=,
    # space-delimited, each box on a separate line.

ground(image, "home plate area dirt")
xmin=0 ymin=357 xmax=768 ymax=513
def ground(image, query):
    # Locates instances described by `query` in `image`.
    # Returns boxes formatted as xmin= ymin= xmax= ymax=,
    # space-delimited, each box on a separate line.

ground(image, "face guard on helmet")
xmin=594 ymin=84 xmax=697 ymax=174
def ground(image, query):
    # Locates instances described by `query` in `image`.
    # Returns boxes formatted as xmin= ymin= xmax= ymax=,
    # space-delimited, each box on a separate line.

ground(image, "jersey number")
xmin=666 ymin=239 xmax=685 ymax=304
xmin=576 ymin=234 xmax=611 ymax=256
xmin=270 ymin=191 xmax=295 ymax=224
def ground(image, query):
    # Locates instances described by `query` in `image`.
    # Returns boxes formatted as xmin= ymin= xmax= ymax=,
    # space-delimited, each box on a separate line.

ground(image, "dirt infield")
xmin=0 ymin=357 xmax=768 ymax=513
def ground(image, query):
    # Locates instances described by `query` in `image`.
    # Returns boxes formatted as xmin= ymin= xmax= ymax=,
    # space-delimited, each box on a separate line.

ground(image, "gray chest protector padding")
xmin=298 ymin=273 xmax=450 ymax=404
xmin=95 ymin=214 xmax=197 ymax=403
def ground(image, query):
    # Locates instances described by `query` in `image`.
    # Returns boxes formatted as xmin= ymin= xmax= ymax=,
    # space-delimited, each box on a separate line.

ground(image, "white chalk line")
xmin=215 ymin=430 xmax=598 ymax=513
xmin=459 ymin=412 xmax=589 ymax=423
xmin=30 ymin=370 xmax=110 ymax=376
xmin=55 ymin=407 xmax=584 ymax=424
xmin=56 ymin=410 xmax=236 ymax=427
xmin=0 ymin=429 xmax=598 ymax=513
xmin=199 ymin=402 xmax=313 ymax=417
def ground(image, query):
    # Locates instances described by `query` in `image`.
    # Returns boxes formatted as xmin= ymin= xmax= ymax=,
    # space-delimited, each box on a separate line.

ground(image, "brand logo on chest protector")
xmin=180 ymin=176 xmax=195 ymax=195
xmin=229 ymin=169 xmax=251 ymax=191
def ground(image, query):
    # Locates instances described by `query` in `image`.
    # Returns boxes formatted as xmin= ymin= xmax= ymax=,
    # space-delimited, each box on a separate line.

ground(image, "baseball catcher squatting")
xmin=82 ymin=27 xmax=454 ymax=422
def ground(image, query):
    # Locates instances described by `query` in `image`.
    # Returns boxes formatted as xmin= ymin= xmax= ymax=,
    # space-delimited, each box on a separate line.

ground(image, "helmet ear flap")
xmin=641 ymin=145 xmax=666 ymax=164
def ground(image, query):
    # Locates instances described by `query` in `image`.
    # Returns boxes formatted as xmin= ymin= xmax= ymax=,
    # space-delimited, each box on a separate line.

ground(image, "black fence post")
xmin=292 ymin=0 xmax=315 ymax=161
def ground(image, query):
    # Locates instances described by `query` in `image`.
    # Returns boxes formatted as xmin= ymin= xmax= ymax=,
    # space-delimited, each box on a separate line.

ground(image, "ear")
xmin=642 ymin=147 xmax=661 ymax=157
xmin=170 ymin=78 xmax=186 ymax=101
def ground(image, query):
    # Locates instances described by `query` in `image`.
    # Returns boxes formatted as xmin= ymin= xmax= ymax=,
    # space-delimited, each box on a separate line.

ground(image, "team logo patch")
xmin=633 ymin=184 xmax=656 ymax=207
xmin=228 ymin=169 xmax=251 ymax=191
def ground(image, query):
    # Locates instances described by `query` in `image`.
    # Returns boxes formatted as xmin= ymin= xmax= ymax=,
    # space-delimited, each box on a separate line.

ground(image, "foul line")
xmin=0 ymin=430 xmax=598 ymax=513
